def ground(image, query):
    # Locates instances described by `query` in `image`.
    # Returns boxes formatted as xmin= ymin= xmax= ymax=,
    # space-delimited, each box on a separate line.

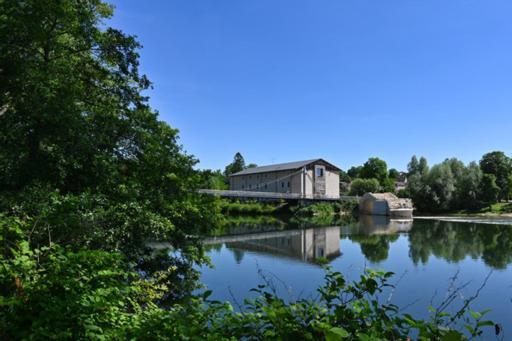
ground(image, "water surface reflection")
xmin=200 ymin=217 xmax=512 ymax=334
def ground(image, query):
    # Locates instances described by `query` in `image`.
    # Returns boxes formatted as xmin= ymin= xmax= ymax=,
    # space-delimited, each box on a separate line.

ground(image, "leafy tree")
xmin=339 ymin=170 xmax=351 ymax=183
xmin=380 ymin=177 xmax=396 ymax=193
xmin=407 ymin=156 xmax=420 ymax=175
xmin=479 ymin=151 xmax=512 ymax=200
xmin=479 ymin=174 xmax=500 ymax=206
xmin=388 ymin=168 xmax=400 ymax=180
xmin=455 ymin=161 xmax=482 ymax=210
xmin=408 ymin=156 xmax=428 ymax=175
xmin=360 ymin=157 xmax=388 ymax=184
xmin=418 ymin=157 xmax=429 ymax=175
xmin=199 ymin=170 xmax=228 ymax=190
xmin=246 ymin=163 xmax=258 ymax=169
xmin=0 ymin=0 xmax=220 ymax=304
xmin=224 ymin=152 xmax=246 ymax=177
xmin=347 ymin=166 xmax=362 ymax=179
xmin=349 ymin=178 xmax=379 ymax=196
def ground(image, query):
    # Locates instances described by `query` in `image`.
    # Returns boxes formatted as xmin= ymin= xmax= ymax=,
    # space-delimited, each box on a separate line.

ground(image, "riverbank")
xmin=415 ymin=202 xmax=512 ymax=218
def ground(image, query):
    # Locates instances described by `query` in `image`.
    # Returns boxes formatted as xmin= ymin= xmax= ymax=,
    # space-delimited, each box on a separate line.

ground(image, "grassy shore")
xmin=415 ymin=202 xmax=512 ymax=218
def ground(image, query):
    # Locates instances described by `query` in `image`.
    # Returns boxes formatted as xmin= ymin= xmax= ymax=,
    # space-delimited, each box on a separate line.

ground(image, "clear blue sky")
xmin=109 ymin=0 xmax=512 ymax=172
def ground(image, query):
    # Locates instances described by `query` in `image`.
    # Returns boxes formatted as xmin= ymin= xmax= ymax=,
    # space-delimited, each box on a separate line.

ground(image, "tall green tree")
xmin=224 ymin=152 xmax=246 ymax=177
xmin=388 ymin=168 xmax=400 ymax=180
xmin=408 ymin=155 xmax=428 ymax=176
xmin=360 ymin=157 xmax=388 ymax=184
xmin=479 ymin=174 xmax=500 ymax=206
xmin=347 ymin=166 xmax=362 ymax=179
xmin=0 ymin=0 xmax=220 ymax=304
xmin=479 ymin=151 xmax=512 ymax=200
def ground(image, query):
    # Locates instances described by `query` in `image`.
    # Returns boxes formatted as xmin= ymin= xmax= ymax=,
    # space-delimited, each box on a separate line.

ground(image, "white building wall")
xmin=229 ymin=164 xmax=340 ymax=198
xmin=325 ymin=170 xmax=340 ymax=198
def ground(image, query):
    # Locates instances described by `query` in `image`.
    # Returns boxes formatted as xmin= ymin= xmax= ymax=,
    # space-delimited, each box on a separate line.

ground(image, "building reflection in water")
xmin=204 ymin=226 xmax=341 ymax=264
xmin=203 ymin=217 xmax=413 ymax=265
xmin=350 ymin=214 xmax=413 ymax=235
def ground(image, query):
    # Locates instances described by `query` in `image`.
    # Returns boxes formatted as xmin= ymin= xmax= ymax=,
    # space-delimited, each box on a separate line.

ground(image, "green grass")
xmin=449 ymin=202 xmax=512 ymax=216
xmin=478 ymin=202 xmax=512 ymax=214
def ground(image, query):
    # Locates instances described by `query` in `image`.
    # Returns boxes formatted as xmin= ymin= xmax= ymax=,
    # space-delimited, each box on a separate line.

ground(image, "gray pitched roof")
xmin=230 ymin=159 xmax=340 ymax=176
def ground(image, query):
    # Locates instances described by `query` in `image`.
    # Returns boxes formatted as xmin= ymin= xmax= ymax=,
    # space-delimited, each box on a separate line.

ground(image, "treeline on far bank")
xmin=345 ymin=152 xmax=512 ymax=213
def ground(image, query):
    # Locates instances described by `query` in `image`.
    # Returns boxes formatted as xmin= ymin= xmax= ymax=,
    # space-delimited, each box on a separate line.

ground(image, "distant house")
xmin=394 ymin=172 xmax=408 ymax=192
xmin=359 ymin=192 xmax=413 ymax=218
xmin=229 ymin=159 xmax=341 ymax=198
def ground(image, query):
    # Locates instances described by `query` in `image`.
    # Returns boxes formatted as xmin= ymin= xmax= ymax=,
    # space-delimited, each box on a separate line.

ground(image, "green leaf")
xmin=326 ymin=327 xmax=349 ymax=340
xmin=441 ymin=330 xmax=464 ymax=341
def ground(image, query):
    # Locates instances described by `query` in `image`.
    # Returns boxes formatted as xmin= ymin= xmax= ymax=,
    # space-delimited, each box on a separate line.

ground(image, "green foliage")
xmin=479 ymin=174 xmax=500 ymax=205
xmin=0 ymin=0 xmax=222 ymax=308
xmin=360 ymin=157 xmax=388 ymax=184
xmin=480 ymin=151 xmax=512 ymax=200
xmin=1 ymin=214 xmax=498 ymax=339
xmin=388 ymin=168 xmax=400 ymax=180
xmin=349 ymin=178 xmax=379 ymax=196
xmin=292 ymin=202 xmax=338 ymax=217
xmin=408 ymin=155 xmax=429 ymax=176
xmin=219 ymin=199 xmax=280 ymax=215
xmin=339 ymin=169 xmax=351 ymax=183
xmin=406 ymin=156 xmax=506 ymax=213
xmin=224 ymin=152 xmax=246 ymax=177
xmin=199 ymin=169 xmax=228 ymax=190
xmin=347 ymin=166 xmax=362 ymax=179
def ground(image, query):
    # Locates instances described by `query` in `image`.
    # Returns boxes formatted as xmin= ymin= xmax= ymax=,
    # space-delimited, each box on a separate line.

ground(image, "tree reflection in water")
xmin=347 ymin=216 xmax=512 ymax=269
xmin=409 ymin=219 xmax=512 ymax=269
xmin=206 ymin=215 xmax=512 ymax=270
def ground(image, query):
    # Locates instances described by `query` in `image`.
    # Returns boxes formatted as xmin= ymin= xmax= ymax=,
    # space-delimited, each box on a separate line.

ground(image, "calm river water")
xmin=200 ymin=215 xmax=512 ymax=337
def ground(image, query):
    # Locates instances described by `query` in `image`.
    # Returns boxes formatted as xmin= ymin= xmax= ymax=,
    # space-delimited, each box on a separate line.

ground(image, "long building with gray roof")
xmin=229 ymin=158 xmax=341 ymax=198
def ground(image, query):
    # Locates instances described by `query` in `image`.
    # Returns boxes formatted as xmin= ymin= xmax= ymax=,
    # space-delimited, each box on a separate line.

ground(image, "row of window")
xmin=240 ymin=182 xmax=290 ymax=190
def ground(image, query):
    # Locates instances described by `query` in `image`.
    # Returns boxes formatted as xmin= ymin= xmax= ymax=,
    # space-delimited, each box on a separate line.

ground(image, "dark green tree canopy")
xmin=388 ymin=168 xmax=400 ymax=180
xmin=0 ymin=0 xmax=220 ymax=300
xmin=360 ymin=157 xmax=388 ymax=184
xmin=408 ymin=155 xmax=428 ymax=176
xmin=347 ymin=166 xmax=362 ymax=179
xmin=224 ymin=152 xmax=246 ymax=177
xmin=349 ymin=178 xmax=379 ymax=196
xmin=479 ymin=151 xmax=512 ymax=200
xmin=0 ymin=0 xmax=181 ymax=195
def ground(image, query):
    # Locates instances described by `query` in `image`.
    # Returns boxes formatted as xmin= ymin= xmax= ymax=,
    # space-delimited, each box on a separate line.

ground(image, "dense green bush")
xmin=349 ymin=178 xmax=380 ymax=196
xmin=219 ymin=199 xmax=281 ymax=215
xmin=292 ymin=202 xmax=337 ymax=217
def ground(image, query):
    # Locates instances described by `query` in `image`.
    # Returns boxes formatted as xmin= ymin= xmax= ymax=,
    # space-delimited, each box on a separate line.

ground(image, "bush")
xmin=219 ymin=200 xmax=280 ymax=215
xmin=349 ymin=178 xmax=380 ymax=196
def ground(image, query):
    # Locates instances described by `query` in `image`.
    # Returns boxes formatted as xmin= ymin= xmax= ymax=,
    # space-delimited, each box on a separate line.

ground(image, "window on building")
xmin=281 ymin=182 xmax=284 ymax=188
xmin=316 ymin=168 xmax=324 ymax=177
xmin=264 ymin=184 xmax=267 ymax=189
xmin=287 ymin=181 xmax=290 ymax=188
